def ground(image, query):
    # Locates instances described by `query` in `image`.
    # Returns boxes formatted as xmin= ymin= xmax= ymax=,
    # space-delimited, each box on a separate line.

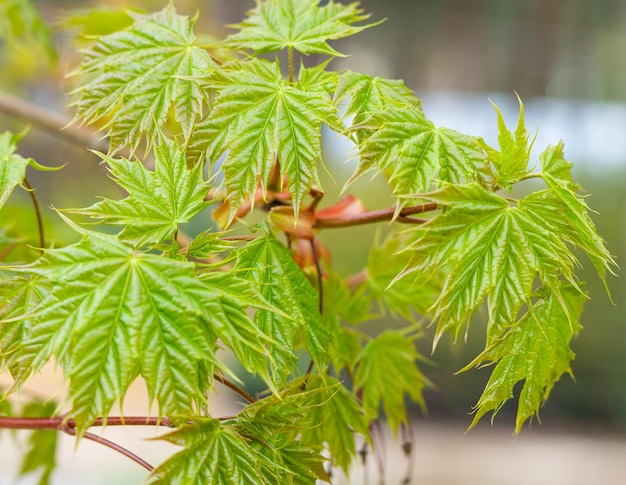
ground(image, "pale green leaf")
xmin=335 ymin=70 xmax=421 ymax=127
xmin=72 ymin=4 xmax=215 ymax=153
xmin=0 ymin=274 xmax=48 ymax=377
xmin=0 ymin=131 xmax=58 ymax=211
xmin=67 ymin=137 xmax=210 ymax=247
xmin=354 ymin=331 xmax=429 ymax=432
xmin=289 ymin=375 xmax=368 ymax=473
xmin=522 ymin=174 xmax=616 ymax=295
xmin=222 ymin=0 xmax=375 ymax=56
xmin=480 ymin=97 xmax=532 ymax=189
xmin=19 ymin=400 xmax=58 ymax=485
xmin=539 ymin=141 xmax=574 ymax=184
xmin=0 ymin=0 xmax=56 ymax=63
xmin=463 ymin=284 xmax=585 ymax=433
xmin=347 ymin=104 xmax=489 ymax=212
xmin=404 ymin=183 xmax=582 ymax=345
xmin=150 ymin=418 xmax=260 ymax=485
xmin=9 ymin=231 xmax=223 ymax=432
xmin=188 ymin=58 xmax=340 ymax=218
xmin=233 ymin=228 xmax=329 ymax=384
xmin=367 ymin=234 xmax=439 ymax=320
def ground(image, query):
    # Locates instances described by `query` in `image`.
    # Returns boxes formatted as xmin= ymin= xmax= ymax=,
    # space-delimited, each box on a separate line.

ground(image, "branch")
xmin=61 ymin=423 xmax=154 ymax=472
xmin=22 ymin=176 xmax=45 ymax=254
xmin=0 ymin=90 xmax=109 ymax=152
xmin=214 ymin=374 xmax=256 ymax=403
xmin=313 ymin=203 xmax=436 ymax=229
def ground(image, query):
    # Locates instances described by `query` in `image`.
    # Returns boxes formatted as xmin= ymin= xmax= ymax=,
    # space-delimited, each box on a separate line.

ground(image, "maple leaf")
xmin=188 ymin=58 xmax=341 ymax=219
xmin=347 ymin=104 xmax=489 ymax=215
xmin=149 ymin=418 xmax=261 ymax=485
xmin=18 ymin=399 xmax=58 ymax=485
xmin=354 ymin=330 xmax=430 ymax=432
xmin=5 ymin=220 xmax=273 ymax=432
xmin=0 ymin=130 xmax=58 ymax=211
xmin=233 ymin=227 xmax=329 ymax=384
xmin=71 ymin=4 xmax=215 ymax=153
xmin=461 ymin=283 xmax=585 ymax=433
xmin=288 ymin=375 xmax=368 ymax=473
xmin=67 ymin=136 xmax=210 ymax=247
xmin=479 ymin=96 xmax=532 ymax=189
xmin=402 ymin=183 xmax=612 ymax=345
xmin=221 ymin=0 xmax=375 ymax=56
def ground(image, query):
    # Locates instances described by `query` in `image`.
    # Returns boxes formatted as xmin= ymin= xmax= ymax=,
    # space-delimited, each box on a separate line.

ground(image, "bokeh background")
xmin=2 ymin=0 xmax=626 ymax=483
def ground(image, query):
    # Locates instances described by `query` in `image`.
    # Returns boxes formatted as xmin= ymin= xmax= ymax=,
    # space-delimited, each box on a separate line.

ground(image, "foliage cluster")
xmin=0 ymin=0 xmax=615 ymax=483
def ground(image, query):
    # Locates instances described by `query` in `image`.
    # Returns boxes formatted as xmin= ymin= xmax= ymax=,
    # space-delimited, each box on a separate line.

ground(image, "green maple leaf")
xmin=539 ymin=140 xmax=574 ymax=185
xmin=0 ymin=273 xmax=48 ymax=377
xmin=354 ymin=330 xmax=430 ymax=432
xmin=7 ymin=222 xmax=227 ymax=432
xmin=188 ymin=58 xmax=341 ymax=219
xmin=479 ymin=96 xmax=532 ymax=189
xmin=18 ymin=399 xmax=58 ymax=485
xmin=347 ymin=104 xmax=489 ymax=214
xmin=366 ymin=234 xmax=439 ymax=320
xmin=222 ymin=0 xmax=375 ymax=56
xmin=0 ymin=130 xmax=58 ymax=211
xmin=67 ymin=136 xmax=210 ymax=247
xmin=150 ymin=418 xmax=261 ymax=485
xmin=289 ymin=375 xmax=368 ymax=473
xmin=462 ymin=283 xmax=585 ymax=433
xmin=335 ymin=70 xmax=421 ymax=127
xmin=402 ymin=183 xmax=612 ymax=345
xmin=71 ymin=4 xmax=215 ymax=153
xmin=233 ymin=228 xmax=329 ymax=384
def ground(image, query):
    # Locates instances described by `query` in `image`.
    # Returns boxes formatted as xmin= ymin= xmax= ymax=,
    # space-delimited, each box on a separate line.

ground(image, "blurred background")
xmin=1 ymin=0 xmax=626 ymax=483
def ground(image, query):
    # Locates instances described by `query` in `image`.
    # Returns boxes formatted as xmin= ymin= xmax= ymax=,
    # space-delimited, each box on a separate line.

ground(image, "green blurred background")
xmin=1 ymin=0 xmax=625 ymax=434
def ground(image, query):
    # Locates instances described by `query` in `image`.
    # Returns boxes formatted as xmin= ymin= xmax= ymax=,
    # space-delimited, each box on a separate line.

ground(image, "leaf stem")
xmin=313 ymin=203 xmax=436 ymax=229
xmin=23 ymin=176 xmax=45 ymax=254
xmin=0 ymin=90 xmax=109 ymax=152
xmin=288 ymin=46 xmax=294 ymax=83
xmin=214 ymin=374 xmax=256 ymax=403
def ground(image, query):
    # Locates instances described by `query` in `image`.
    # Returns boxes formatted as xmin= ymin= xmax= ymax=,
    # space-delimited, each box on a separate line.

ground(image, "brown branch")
xmin=61 ymin=423 xmax=154 ymax=472
xmin=313 ymin=203 xmax=437 ymax=229
xmin=0 ymin=415 xmax=175 ymax=430
xmin=22 ymin=177 xmax=45 ymax=254
xmin=214 ymin=374 xmax=256 ymax=403
xmin=0 ymin=90 xmax=109 ymax=152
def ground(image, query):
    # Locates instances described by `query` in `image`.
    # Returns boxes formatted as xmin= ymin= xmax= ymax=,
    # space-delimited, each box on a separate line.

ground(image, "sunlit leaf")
xmin=150 ymin=418 xmax=260 ymax=484
xmin=189 ymin=58 xmax=341 ymax=219
xmin=233 ymin=228 xmax=329 ymax=384
xmin=222 ymin=0 xmax=375 ymax=56
xmin=67 ymin=136 xmax=210 ymax=247
xmin=8 ymin=225 xmax=224 ymax=432
xmin=462 ymin=284 xmax=585 ymax=433
xmin=72 ymin=4 xmax=215 ymax=153
xmin=347 ymin=104 xmax=489 ymax=213
xmin=0 ymin=0 xmax=56 ymax=63
xmin=403 ymin=183 xmax=585 ymax=345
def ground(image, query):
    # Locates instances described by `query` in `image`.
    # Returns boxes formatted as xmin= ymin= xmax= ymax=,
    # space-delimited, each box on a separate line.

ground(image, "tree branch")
xmin=22 ymin=176 xmax=45 ymax=254
xmin=214 ymin=374 xmax=256 ymax=403
xmin=0 ymin=90 xmax=109 ymax=152
xmin=313 ymin=203 xmax=437 ymax=229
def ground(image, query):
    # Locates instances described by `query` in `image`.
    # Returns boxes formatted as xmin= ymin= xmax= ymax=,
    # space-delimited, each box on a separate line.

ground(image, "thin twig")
xmin=214 ymin=374 xmax=256 ymax=403
xmin=22 ymin=177 xmax=44 ymax=254
xmin=0 ymin=90 xmax=109 ymax=152
xmin=313 ymin=203 xmax=437 ymax=229
xmin=61 ymin=424 xmax=154 ymax=472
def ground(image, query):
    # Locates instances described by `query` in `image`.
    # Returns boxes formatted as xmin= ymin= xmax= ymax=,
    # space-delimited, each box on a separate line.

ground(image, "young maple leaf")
xmin=71 ymin=5 xmax=216 ymax=154
xmin=188 ymin=58 xmax=342 ymax=221
xmin=221 ymin=0 xmax=377 ymax=56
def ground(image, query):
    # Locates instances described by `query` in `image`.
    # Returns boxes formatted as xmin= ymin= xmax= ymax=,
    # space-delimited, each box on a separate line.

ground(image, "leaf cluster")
xmin=0 ymin=0 xmax=617 ymax=483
